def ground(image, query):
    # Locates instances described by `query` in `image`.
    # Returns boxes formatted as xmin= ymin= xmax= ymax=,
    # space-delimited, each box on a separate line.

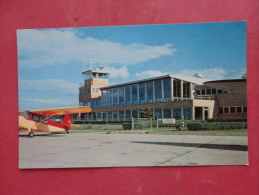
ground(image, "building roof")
xmin=100 ymin=74 xmax=212 ymax=90
xmin=204 ymin=78 xmax=246 ymax=84
xmin=170 ymin=74 xmax=211 ymax=85
xmin=203 ymin=79 xmax=246 ymax=92
xmin=82 ymin=69 xmax=110 ymax=75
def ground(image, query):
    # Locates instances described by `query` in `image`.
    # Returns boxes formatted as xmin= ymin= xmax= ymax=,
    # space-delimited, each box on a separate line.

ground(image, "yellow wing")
xmin=29 ymin=106 xmax=92 ymax=116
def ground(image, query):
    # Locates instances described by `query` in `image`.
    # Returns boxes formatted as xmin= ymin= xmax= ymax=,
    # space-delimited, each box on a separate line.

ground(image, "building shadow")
xmin=131 ymin=141 xmax=248 ymax=151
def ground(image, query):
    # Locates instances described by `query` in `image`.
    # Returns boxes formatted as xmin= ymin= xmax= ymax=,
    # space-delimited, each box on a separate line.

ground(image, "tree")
xmin=141 ymin=107 xmax=153 ymax=118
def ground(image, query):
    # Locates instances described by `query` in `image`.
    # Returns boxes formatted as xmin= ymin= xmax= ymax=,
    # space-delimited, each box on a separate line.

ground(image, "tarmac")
xmin=19 ymin=132 xmax=248 ymax=169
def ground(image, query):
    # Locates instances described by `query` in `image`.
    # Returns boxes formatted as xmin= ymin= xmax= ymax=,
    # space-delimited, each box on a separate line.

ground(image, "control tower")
xmin=79 ymin=66 xmax=110 ymax=103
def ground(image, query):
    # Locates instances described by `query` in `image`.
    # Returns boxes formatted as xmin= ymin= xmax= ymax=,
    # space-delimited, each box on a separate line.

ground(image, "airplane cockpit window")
xmin=30 ymin=115 xmax=47 ymax=123
xmin=32 ymin=115 xmax=39 ymax=121
xmin=39 ymin=116 xmax=48 ymax=123
xmin=49 ymin=115 xmax=65 ymax=124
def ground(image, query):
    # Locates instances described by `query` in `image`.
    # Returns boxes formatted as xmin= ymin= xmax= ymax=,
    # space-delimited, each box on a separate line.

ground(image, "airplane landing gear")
xmin=66 ymin=131 xmax=69 ymax=134
xmin=28 ymin=132 xmax=34 ymax=138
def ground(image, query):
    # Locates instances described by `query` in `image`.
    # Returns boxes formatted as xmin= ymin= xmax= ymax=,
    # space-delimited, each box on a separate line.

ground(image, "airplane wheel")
xmin=28 ymin=132 xmax=34 ymax=137
xmin=66 ymin=131 xmax=69 ymax=134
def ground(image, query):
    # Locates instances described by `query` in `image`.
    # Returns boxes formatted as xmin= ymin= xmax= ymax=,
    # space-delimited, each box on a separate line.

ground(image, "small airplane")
xmin=19 ymin=106 xmax=92 ymax=137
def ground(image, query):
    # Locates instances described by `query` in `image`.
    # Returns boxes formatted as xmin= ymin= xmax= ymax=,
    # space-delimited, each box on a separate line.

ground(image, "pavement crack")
xmin=155 ymin=136 xmax=225 ymax=166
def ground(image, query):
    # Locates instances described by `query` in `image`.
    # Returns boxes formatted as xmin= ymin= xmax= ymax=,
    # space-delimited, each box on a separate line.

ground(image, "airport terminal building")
xmin=79 ymin=68 xmax=247 ymax=121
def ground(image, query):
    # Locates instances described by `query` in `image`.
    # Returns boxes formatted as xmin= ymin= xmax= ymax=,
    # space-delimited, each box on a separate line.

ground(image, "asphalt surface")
xmin=19 ymin=132 xmax=248 ymax=169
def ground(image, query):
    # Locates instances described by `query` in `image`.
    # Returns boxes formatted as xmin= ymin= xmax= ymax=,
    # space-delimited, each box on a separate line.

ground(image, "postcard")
xmin=18 ymin=21 xmax=248 ymax=169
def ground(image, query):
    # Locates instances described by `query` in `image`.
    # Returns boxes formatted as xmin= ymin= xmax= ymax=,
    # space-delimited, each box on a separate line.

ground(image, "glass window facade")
xmin=113 ymin=111 xmax=118 ymax=120
xmin=183 ymin=82 xmax=190 ymax=98
xmin=154 ymin=80 xmax=162 ymax=100
xmin=119 ymin=87 xmax=124 ymax=104
xmin=183 ymin=107 xmax=192 ymax=120
xmin=119 ymin=111 xmax=124 ymax=120
xmin=163 ymin=108 xmax=172 ymax=118
xmin=125 ymin=85 xmax=131 ymax=103
xmin=113 ymin=88 xmax=119 ymax=105
xmin=88 ymin=112 xmax=93 ymax=120
xmin=155 ymin=109 xmax=162 ymax=118
xmin=139 ymin=82 xmax=146 ymax=102
xmin=132 ymin=84 xmax=138 ymax=102
xmin=98 ymin=77 xmax=181 ymax=107
xmin=81 ymin=77 xmax=199 ymax=120
xmin=108 ymin=112 xmax=112 ymax=120
xmin=101 ymin=90 xmax=107 ymax=106
xmin=163 ymin=78 xmax=171 ymax=99
xmin=132 ymin=110 xmax=138 ymax=118
xmin=82 ymin=77 xmax=196 ymax=108
xmin=78 ymin=76 xmax=246 ymax=122
xmin=173 ymin=108 xmax=181 ymax=119
xmin=146 ymin=81 xmax=154 ymax=101
xmin=81 ymin=99 xmax=101 ymax=108
xmin=125 ymin=110 xmax=131 ymax=119
xmin=173 ymin=79 xmax=181 ymax=98
xmin=108 ymin=89 xmax=112 ymax=106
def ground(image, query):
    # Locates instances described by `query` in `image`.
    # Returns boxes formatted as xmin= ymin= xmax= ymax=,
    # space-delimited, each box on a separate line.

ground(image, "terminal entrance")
xmin=195 ymin=107 xmax=209 ymax=120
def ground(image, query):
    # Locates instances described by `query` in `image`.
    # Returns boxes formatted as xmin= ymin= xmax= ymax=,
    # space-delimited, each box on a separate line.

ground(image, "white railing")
xmin=194 ymin=95 xmax=215 ymax=100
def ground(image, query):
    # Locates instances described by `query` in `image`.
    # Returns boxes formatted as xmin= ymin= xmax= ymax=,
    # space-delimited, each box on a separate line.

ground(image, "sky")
xmin=17 ymin=21 xmax=247 ymax=110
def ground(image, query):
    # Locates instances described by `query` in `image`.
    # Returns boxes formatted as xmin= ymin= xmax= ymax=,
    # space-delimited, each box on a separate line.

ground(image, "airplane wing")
xmin=29 ymin=106 xmax=92 ymax=116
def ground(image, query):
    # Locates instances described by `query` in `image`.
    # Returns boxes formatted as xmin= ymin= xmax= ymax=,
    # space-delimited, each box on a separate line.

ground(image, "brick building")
xmin=79 ymin=69 xmax=246 ymax=121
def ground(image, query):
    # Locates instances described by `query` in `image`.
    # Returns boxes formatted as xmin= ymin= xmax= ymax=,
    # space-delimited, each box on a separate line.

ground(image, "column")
xmin=192 ymin=107 xmax=195 ymax=120
xmin=190 ymin=83 xmax=194 ymax=99
xmin=171 ymin=77 xmax=174 ymax=100
xmin=181 ymin=80 xmax=183 ymax=99
xmin=202 ymin=107 xmax=205 ymax=120
xmin=161 ymin=108 xmax=164 ymax=119
xmin=137 ymin=84 xmax=139 ymax=103
xmin=181 ymin=107 xmax=184 ymax=120
xmin=153 ymin=81 xmax=155 ymax=100
xmin=161 ymin=79 xmax=164 ymax=99
xmin=144 ymin=82 xmax=147 ymax=102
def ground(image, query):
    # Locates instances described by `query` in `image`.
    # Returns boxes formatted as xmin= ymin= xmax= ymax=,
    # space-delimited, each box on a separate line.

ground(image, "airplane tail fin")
xmin=62 ymin=115 xmax=72 ymax=130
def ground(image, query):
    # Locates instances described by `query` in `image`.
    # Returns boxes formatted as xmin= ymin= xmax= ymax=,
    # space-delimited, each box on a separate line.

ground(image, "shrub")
xmin=122 ymin=123 xmax=132 ymax=130
xmin=187 ymin=122 xmax=247 ymax=131
xmin=207 ymin=118 xmax=247 ymax=123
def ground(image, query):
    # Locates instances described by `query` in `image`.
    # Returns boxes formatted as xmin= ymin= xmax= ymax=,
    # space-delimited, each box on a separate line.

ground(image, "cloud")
xmin=21 ymin=98 xmax=59 ymax=104
xmin=136 ymin=70 xmax=169 ymax=79
xmin=177 ymin=68 xmax=228 ymax=80
xmin=103 ymin=66 xmax=130 ymax=79
xmin=19 ymin=79 xmax=79 ymax=94
xmin=19 ymin=79 xmax=80 ymax=110
xmin=17 ymin=29 xmax=176 ymax=68
xmin=19 ymin=98 xmax=79 ymax=110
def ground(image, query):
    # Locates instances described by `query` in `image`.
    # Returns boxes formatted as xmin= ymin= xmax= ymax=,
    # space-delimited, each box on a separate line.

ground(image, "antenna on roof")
xmin=82 ymin=59 xmax=88 ymax=72
xmin=88 ymin=55 xmax=94 ymax=70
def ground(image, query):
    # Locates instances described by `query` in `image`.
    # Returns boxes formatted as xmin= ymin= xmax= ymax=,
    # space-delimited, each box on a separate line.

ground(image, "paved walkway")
xmin=19 ymin=132 xmax=248 ymax=169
